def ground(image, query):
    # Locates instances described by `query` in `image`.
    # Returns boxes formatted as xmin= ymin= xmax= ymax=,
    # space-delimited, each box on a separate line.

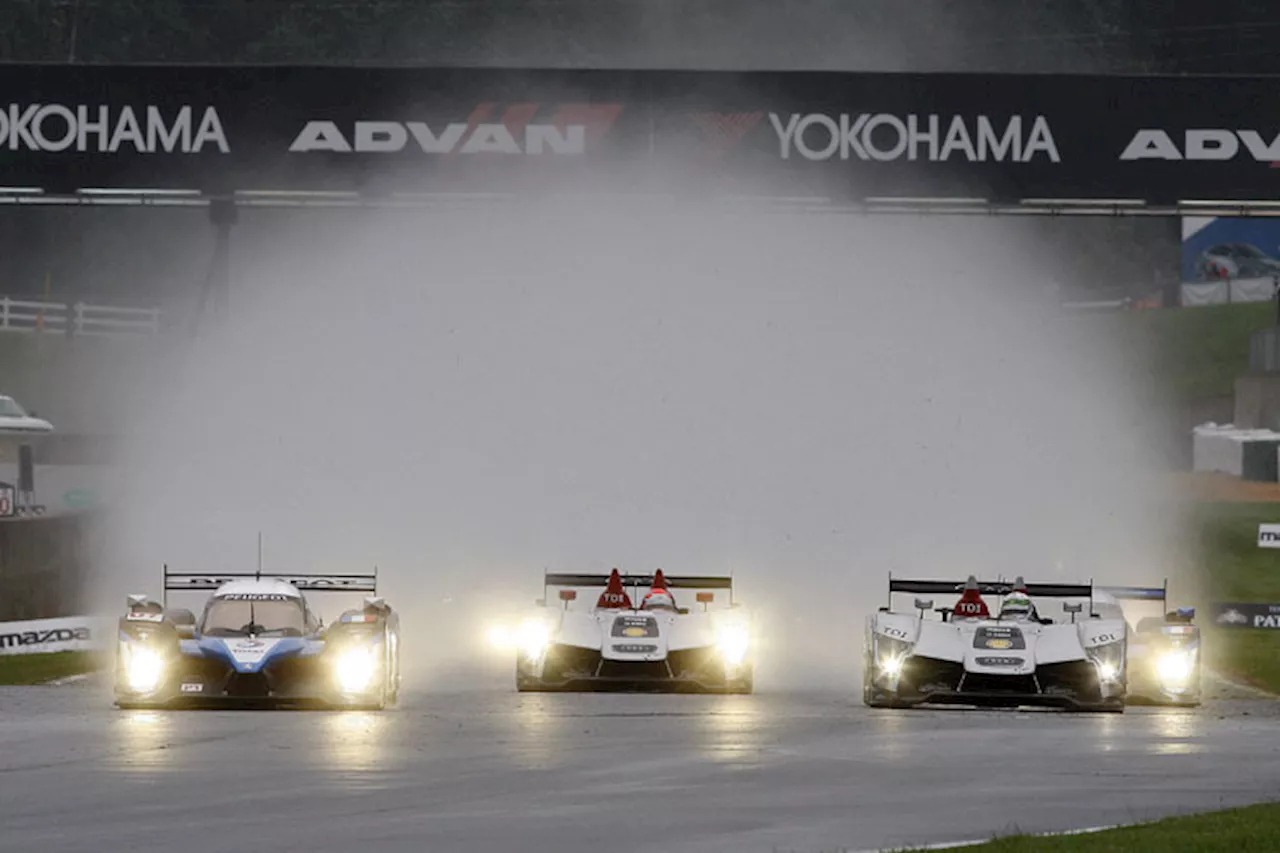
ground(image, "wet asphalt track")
xmin=2 ymin=677 xmax=1279 ymax=853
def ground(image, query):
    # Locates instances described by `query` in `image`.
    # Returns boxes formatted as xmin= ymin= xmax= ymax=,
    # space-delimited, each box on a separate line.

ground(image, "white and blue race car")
xmin=114 ymin=566 xmax=401 ymax=710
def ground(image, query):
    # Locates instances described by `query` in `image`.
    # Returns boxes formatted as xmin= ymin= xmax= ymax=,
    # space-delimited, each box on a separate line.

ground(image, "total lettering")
xmin=770 ymin=113 xmax=1060 ymax=163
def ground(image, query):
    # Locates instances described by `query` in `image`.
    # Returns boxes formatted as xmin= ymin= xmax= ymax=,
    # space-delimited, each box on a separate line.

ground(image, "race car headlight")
xmin=715 ymin=623 xmax=750 ymax=667
xmin=1156 ymin=649 xmax=1195 ymax=686
xmin=875 ymin=635 xmax=913 ymax=678
xmin=517 ymin=618 xmax=552 ymax=662
xmin=880 ymin=654 xmax=905 ymax=678
xmin=1087 ymin=641 xmax=1125 ymax=683
xmin=122 ymin=643 xmax=165 ymax=693
xmin=335 ymin=646 xmax=378 ymax=693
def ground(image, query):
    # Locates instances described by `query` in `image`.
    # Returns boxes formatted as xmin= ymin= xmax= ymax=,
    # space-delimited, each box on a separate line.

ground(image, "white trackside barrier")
xmin=1192 ymin=422 xmax=1280 ymax=479
xmin=0 ymin=297 xmax=160 ymax=337
xmin=0 ymin=615 xmax=114 ymax=655
xmin=1181 ymin=277 xmax=1279 ymax=307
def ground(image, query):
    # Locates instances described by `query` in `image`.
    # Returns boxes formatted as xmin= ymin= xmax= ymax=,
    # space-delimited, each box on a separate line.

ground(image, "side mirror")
xmin=1064 ymin=602 xmax=1083 ymax=623
xmin=166 ymin=608 xmax=196 ymax=638
xmin=696 ymin=591 xmax=714 ymax=612
xmin=558 ymin=589 xmax=577 ymax=601
xmin=914 ymin=598 xmax=933 ymax=612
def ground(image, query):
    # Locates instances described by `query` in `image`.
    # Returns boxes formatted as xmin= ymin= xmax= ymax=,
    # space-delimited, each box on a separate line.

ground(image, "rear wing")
xmin=888 ymin=577 xmax=1094 ymax=598
xmin=543 ymin=571 xmax=735 ymax=606
xmin=161 ymin=564 xmax=378 ymax=606
xmin=1096 ymin=583 xmax=1167 ymax=602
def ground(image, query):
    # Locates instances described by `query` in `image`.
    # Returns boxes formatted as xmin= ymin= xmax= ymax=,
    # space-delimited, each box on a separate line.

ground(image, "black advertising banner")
xmin=1213 ymin=603 xmax=1280 ymax=629
xmin=0 ymin=65 xmax=1279 ymax=202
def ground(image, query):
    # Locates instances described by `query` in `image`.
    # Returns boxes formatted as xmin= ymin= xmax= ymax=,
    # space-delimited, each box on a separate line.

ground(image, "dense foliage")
xmin=0 ymin=0 xmax=1278 ymax=73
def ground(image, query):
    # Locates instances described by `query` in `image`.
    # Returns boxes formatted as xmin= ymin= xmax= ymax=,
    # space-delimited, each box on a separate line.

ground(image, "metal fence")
xmin=0 ymin=296 xmax=160 ymax=337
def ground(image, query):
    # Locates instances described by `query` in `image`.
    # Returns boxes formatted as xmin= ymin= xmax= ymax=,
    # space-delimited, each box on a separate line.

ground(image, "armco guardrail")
xmin=0 ymin=297 xmax=160 ymax=337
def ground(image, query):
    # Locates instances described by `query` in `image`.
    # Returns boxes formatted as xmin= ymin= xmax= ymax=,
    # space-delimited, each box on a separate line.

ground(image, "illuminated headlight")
xmin=335 ymin=646 xmax=378 ymax=693
xmin=880 ymin=654 xmax=905 ymax=678
xmin=875 ymin=635 xmax=913 ymax=679
xmin=122 ymin=643 xmax=165 ymax=693
xmin=517 ymin=618 xmax=552 ymax=662
xmin=716 ymin=624 xmax=750 ymax=667
xmin=1156 ymin=650 xmax=1195 ymax=686
xmin=1087 ymin=642 xmax=1125 ymax=683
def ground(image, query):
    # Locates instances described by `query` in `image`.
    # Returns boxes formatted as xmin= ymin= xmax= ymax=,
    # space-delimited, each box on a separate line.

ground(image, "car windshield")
xmin=201 ymin=597 xmax=306 ymax=637
xmin=0 ymin=398 xmax=28 ymax=417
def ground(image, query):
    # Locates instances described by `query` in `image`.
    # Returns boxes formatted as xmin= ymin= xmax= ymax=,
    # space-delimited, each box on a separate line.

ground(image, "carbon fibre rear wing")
xmin=543 ymin=571 xmax=735 ymax=606
xmin=161 ymin=564 xmax=378 ymax=606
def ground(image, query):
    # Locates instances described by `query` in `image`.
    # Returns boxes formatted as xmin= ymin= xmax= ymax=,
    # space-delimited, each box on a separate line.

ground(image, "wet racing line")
xmin=0 ymin=679 xmax=1277 ymax=853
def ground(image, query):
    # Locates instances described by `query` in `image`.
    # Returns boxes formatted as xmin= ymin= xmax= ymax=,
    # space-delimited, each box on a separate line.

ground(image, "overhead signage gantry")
xmin=0 ymin=63 xmax=1276 ymax=217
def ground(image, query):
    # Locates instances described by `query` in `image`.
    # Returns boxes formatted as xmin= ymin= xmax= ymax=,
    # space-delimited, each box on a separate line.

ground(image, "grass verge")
xmin=1085 ymin=301 xmax=1275 ymax=402
xmin=1191 ymin=501 xmax=1280 ymax=694
xmin=911 ymin=803 xmax=1280 ymax=852
xmin=0 ymin=651 xmax=107 ymax=685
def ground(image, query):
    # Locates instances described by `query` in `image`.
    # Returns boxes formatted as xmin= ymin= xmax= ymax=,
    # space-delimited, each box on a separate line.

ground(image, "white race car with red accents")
xmin=865 ymin=575 xmax=1128 ymax=712
xmin=511 ymin=569 xmax=753 ymax=693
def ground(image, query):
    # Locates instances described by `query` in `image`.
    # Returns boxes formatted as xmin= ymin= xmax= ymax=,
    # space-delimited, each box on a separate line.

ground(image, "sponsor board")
xmin=0 ymin=615 xmax=113 ymax=655
xmin=288 ymin=103 xmax=624 ymax=156
xmin=0 ymin=104 xmax=227 ymax=153
xmin=770 ymin=113 xmax=1060 ymax=163
xmin=1213 ymin=603 xmax=1280 ymax=629
xmin=4 ymin=66 xmax=1280 ymax=201
xmin=1258 ymin=524 xmax=1280 ymax=548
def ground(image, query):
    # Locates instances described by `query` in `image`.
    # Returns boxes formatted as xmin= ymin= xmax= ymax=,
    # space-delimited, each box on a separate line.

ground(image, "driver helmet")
xmin=641 ymin=588 xmax=676 ymax=611
xmin=1000 ymin=591 xmax=1034 ymax=621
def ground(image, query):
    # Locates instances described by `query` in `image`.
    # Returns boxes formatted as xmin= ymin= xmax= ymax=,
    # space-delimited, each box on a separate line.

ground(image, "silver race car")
xmin=865 ymin=575 xmax=1128 ymax=712
xmin=511 ymin=569 xmax=753 ymax=693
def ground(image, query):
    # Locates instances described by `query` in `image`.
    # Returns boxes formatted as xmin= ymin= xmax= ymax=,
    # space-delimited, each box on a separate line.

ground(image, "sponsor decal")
xmin=611 ymin=615 xmax=659 ymax=638
xmin=1216 ymin=602 xmax=1280 ymax=629
xmin=0 ymin=105 xmax=227 ymax=153
xmin=770 ymin=113 xmax=1060 ymax=163
xmin=0 ymin=626 xmax=91 ymax=649
xmin=973 ymin=626 xmax=1026 ymax=650
xmin=288 ymin=102 xmax=623 ymax=155
xmin=611 ymin=644 xmax=658 ymax=654
xmin=688 ymin=110 xmax=765 ymax=154
xmin=1216 ymin=608 xmax=1248 ymax=625
xmin=180 ymin=682 xmax=204 ymax=693
xmin=217 ymin=593 xmax=293 ymax=601
xmin=974 ymin=656 xmax=1024 ymax=667
xmin=1258 ymin=524 xmax=1280 ymax=548
xmin=1120 ymin=129 xmax=1280 ymax=164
